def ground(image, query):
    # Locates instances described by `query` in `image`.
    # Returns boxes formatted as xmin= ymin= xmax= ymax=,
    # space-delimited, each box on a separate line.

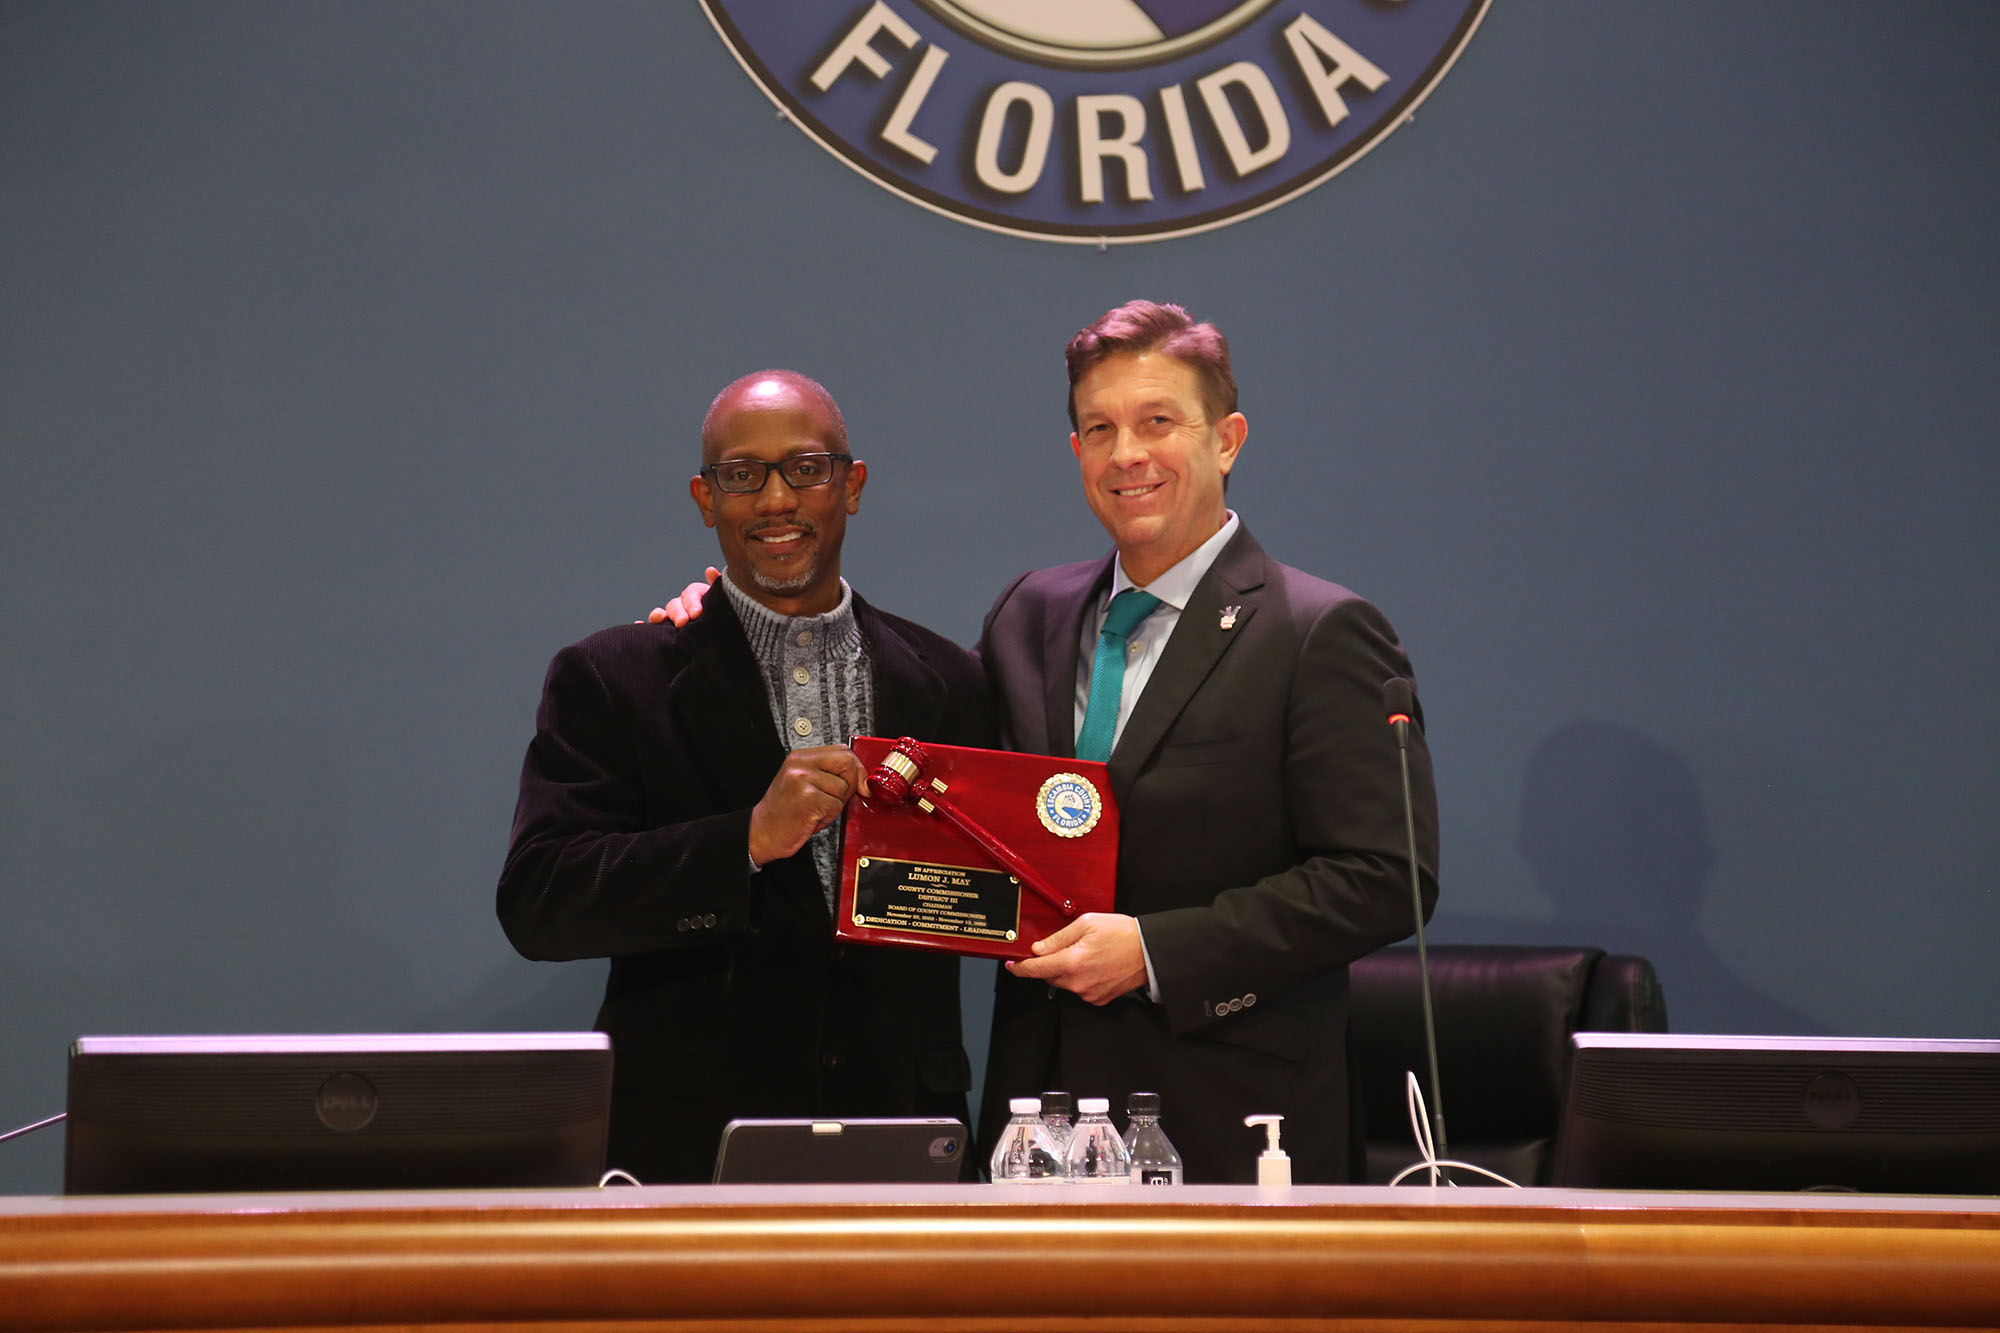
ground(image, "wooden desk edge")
xmin=4 ymin=1186 xmax=1998 ymax=1331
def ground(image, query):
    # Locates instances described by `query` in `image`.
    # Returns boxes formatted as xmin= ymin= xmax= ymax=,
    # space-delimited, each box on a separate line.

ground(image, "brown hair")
xmin=1064 ymin=300 xmax=1237 ymax=431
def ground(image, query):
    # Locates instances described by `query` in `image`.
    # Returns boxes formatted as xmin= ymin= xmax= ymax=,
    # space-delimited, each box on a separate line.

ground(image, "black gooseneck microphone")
xmin=1383 ymin=676 xmax=1448 ymax=1174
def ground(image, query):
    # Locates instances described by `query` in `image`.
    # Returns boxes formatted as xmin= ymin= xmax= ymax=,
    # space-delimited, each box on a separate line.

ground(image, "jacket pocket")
xmin=1149 ymin=734 xmax=1236 ymax=769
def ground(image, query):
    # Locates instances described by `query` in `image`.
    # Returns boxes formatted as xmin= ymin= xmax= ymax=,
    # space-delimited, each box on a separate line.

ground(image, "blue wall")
xmin=3 ymin=2 xmax=1995 ymax=1193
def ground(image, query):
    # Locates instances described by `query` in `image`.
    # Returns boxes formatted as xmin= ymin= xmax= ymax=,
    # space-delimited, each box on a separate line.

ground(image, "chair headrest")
xmin=1350 ymin=945 xmax=1603 ymax=1142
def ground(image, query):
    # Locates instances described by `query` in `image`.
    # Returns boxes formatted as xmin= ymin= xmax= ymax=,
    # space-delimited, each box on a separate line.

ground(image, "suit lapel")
xmin=858 ymin=594 xmax=946 ymax=740
xmin=665 ymin=591 xmax=785 ymax=807
xmin=1108 ymin=528 xmax=1270 ymax=791
xmin=1041 ymin=556 xmax=1115 ymax=761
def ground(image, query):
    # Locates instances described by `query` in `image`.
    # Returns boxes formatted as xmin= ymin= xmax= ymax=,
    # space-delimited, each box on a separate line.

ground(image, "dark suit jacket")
xmin=497 ymin=590 xmax=990 ymax=1183
xmin=977 ymin=526 xmax=1440 ymax=1183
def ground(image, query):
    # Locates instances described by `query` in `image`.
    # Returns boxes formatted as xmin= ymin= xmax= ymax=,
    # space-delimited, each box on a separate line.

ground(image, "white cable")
xmin=1385 ymin=1071 xmax=1522 ymax=1189
xmin=597 ymin=1168 xmax=642 ymax=1187
xmin=0 ymin=1112 xmax=65 ymax=1146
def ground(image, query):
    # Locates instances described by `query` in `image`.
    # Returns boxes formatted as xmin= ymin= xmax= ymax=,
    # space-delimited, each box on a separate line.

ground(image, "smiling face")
xmin=1070 ymin=349 xmax=1246 ymax=587
xmin=690 ymin=375 xmax=866 ymax=616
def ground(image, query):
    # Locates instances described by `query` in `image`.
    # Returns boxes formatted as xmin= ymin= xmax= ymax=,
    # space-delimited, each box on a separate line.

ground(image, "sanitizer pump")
xmin=1243 ymin=1114 xmax=1291 ymax=1188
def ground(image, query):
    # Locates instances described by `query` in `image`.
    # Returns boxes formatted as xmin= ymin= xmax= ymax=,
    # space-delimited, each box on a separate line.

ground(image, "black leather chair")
xmin=1348 ymin=945 xmax=1668 ymax=1185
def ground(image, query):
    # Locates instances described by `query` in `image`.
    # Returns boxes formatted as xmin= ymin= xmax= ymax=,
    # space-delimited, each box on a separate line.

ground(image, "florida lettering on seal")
xmin=1036 ymin=772 xmax=1103 ymax=838
xmin=698 ymin=0 xmax=1490 ymax=244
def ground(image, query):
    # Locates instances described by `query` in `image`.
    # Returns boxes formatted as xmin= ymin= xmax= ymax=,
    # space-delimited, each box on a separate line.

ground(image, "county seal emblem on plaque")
xmin=1036 ymin=772 xmax=1103 ymax=838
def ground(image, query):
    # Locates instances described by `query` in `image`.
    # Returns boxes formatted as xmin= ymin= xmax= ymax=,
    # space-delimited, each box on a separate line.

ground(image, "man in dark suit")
xmin=977 ymin=301 xmax=1440 ymax=1183
xmin=498 ymin=370 xmax=987 ymax=1184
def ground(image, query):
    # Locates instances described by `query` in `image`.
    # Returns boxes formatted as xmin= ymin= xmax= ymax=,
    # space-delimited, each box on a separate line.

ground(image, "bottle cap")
xmin=1039 ymin=1090 xmax=1074 ymax=1116
xmin=1009 ymin=1096 xmax=1042 ymax=1114
xmin=1077 ymin=1096 xmax=1110 ymax=1114
xmin=1127 ymin=1091 xmax=1161 ymax=1116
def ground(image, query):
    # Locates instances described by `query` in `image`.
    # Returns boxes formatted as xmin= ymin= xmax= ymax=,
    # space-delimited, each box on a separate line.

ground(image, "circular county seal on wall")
xmin=698 ymin=0 xmax=1489 ymax=244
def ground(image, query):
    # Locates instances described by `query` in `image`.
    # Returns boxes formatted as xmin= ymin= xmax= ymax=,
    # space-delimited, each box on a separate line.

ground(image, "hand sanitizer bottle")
xmin=1064 ymin=1097 xmax=1132 ymax=1184
xmin=1244 ymin=1113 xmax=1292 ymax=1189
xmin=989 ymin=1097 xmax=1065 ymax=1183
xmin=1124 ymin=1091 xmax=1183 ymax=1185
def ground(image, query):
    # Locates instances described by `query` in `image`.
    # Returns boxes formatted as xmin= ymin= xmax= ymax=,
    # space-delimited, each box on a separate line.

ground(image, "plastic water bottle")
xmin=989 ymin=1097 xmax=1065 ymax=1183
xmin=1124 ymin=1091 xmax=1183 ymax=1186
xmin=1064 ymin=1097 xmax=1132 ymax=1184
xmin=1039 ymin=1090 xmax=1075 ymax=1154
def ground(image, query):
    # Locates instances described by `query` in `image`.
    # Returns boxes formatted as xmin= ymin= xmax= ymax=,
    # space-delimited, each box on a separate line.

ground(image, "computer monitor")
xmin=64 ymin=1032 xmax=613 ymax=1195
xmin=1552 ymin=1033 xmax=2000 ymax=1194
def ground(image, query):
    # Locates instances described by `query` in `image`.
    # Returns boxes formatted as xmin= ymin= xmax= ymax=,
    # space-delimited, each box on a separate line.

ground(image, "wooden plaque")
xmin=835 ymin=736 xmax=1118 ymax=960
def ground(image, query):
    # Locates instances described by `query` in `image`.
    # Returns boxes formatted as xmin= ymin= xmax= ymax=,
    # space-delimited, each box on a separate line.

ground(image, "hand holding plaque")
xmin=836 ymin=736 xmax=1118 ymax=960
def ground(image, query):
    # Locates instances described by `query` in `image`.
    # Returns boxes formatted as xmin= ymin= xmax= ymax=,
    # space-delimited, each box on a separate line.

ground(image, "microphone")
xmin=1382 ymin=676 xmax=1448 ymax=1177
xmin=1384 ymin=677 xmax=1415 ymax=737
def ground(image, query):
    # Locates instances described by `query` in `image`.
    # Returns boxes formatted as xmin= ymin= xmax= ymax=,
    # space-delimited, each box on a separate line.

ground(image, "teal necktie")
xmin=1075 ymin=589 xmax=1161 ymax=762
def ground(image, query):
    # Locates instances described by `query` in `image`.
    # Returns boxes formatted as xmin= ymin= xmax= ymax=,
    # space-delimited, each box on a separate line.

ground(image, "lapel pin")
xmin=1219 ymin=605 xmax=1240 ymax=631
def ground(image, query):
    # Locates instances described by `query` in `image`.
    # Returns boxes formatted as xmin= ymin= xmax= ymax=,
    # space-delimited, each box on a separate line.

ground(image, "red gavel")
xmin=867 ymin=737 xmax=1076 ymax=917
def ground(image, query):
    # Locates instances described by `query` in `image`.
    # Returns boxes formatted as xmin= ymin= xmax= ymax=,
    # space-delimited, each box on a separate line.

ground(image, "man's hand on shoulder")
xmin=749 ymin=745 xmax=869 ymax=868
xmin=647 ymin=567 xmax=720 ymax=626
xmin=1007 ymin=912 xmax=1148 ymax=1005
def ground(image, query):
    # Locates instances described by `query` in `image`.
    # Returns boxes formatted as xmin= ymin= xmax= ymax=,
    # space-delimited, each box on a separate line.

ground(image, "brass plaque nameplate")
xmin=851 ymin=856 xmax=1023 ymax=945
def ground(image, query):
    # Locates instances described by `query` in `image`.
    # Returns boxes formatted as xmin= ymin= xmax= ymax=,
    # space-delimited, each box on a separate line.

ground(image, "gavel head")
xmin=868 ymin=737 xmax=932 ymax=806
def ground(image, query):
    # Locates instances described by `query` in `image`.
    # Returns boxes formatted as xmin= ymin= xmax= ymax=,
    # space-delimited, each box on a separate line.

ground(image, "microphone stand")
xmin=1387 ymin=692 xmax=1448 ymax=1178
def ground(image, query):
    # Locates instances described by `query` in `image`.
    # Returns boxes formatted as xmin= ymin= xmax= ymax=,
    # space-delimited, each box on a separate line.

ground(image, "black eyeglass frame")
xmin=700 ymin=452 xmax=854 ymax=494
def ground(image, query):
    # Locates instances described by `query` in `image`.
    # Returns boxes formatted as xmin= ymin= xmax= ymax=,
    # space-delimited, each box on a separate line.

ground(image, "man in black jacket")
xmin=498 ymin=370 xmax=988 ymax=1183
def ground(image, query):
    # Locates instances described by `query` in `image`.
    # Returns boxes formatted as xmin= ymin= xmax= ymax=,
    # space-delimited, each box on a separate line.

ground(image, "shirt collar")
xmin=718 ymin=573 xmax=860 ymax=646
xmin=1110 ymin=510 xmax=1240 ymax=611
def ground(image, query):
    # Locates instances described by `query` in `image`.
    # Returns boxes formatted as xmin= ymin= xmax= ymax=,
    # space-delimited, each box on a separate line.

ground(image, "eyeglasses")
xmin=701 ymin=452 xmax=852 ymax=494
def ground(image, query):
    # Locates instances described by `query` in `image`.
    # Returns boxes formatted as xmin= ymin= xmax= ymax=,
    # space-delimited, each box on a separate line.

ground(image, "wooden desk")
xmin=4 ymin=1185 xmax=1998 ymax=1331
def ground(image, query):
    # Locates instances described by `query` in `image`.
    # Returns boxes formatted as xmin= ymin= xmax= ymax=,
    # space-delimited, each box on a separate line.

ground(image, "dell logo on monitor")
xmin=1801 ymin=1070 xmax=1862 ymax=1130
xmin=315 ymin=1072 xmax=380 ymax=1133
